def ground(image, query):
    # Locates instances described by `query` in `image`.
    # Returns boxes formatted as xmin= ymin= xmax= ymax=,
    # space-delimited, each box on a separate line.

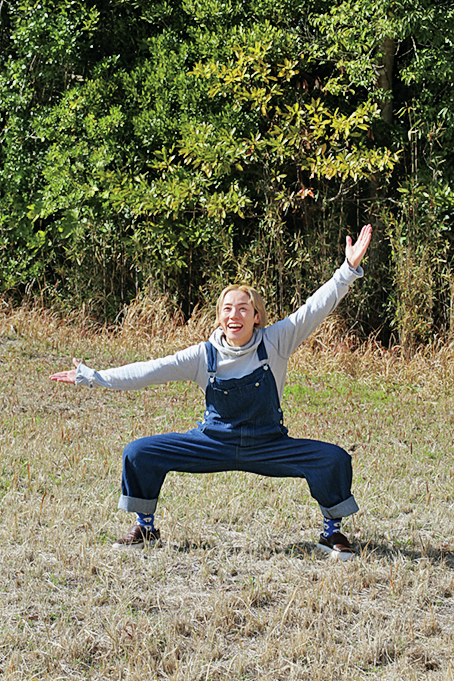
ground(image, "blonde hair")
xmin=215 ymin=284 xmax=268 ymax=328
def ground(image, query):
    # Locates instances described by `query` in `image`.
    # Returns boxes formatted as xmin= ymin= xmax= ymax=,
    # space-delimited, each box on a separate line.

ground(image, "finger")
xmin=50 ymin=371 xmax=72 ymax=382
xmin=72 ymin=357 xmax=80 ymax=368
xmin=356 ymin=224 xmax=371 ymax=247
xmin=360 ymin=224 xmax=372 ymax=240
xmin=362 ymin=225 xmax=372 ymax=246
xmin=52 ymin=374 xmax=75 ymax=384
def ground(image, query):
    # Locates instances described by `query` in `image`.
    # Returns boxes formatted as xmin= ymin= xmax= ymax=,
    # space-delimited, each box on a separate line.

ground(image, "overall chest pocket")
xmin=212 ymin=377 xmax=264 ymax=396
xmin=207 ymin=365 xmax=277 ymax=426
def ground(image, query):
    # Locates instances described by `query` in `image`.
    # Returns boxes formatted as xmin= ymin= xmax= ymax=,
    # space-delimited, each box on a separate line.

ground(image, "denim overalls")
xmin=119 ymin=340 xmax=359 ymax=520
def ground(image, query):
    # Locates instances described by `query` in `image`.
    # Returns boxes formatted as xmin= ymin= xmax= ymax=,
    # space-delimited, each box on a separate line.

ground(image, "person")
xmin=50 ymin=224 xmax=372 ymax=560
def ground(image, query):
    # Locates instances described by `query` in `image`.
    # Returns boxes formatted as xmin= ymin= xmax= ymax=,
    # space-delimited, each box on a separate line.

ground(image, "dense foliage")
xmin=1 ymin=0 xmax=453 ymax=343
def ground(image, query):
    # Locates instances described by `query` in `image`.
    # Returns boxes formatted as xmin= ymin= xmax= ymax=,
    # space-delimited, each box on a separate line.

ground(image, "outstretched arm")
xmin=346 ymin=224 xmax=372 ymax=270
xmin=49 ymin=343 xmax=206 ymax=391
xmin=50 ymin=357 xmax=79 ymax=384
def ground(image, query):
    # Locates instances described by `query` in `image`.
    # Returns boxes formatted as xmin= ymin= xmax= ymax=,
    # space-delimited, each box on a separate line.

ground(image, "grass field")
xmin=1 ymin=302 xmax=454 ymax=680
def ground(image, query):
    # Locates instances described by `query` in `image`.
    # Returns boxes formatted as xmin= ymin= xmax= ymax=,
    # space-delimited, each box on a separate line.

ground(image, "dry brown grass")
xmin=1 ymin=298 xmax=454 ymax=680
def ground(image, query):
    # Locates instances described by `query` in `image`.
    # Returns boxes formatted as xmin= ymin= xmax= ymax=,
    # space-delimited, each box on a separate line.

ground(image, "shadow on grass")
xmin=356 ymin=538 xmax=454 ymax=568
xmin=284 ymin=538 xmax=454 ymax=568
xmin=135 ymin=535 xmax=454 ymax=568
xmin=284 ymin=541 xmax=317 ymax=560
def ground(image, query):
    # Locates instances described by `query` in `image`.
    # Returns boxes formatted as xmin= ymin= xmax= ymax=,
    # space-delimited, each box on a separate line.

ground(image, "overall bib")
xmin=119 ymin=340 xmax=359 ymax=520
xmin=199 ymin=338 xmax=287 ymax=446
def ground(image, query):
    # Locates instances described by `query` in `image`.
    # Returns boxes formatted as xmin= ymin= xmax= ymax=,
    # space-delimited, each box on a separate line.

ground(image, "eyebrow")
xmin=222 ymin=301 xmax=251 ymax=307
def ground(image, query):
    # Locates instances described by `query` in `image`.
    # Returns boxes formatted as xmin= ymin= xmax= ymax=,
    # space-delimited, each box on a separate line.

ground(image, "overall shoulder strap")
xmin=257 ymin=338 xmax=268 ymax=362
xmin=205 ymin=341 xmax=217 ymax=373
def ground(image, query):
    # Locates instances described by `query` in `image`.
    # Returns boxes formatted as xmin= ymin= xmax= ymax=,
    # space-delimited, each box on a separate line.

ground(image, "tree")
xmin=1 ymin=0 xmax=453 ymax=341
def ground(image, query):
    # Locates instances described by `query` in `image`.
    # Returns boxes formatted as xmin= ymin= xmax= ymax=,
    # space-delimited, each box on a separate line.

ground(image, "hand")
xmin=50 ymin=357 xmax=79 ymax=384
xmin=346 ymin=224 xmax=372 ymax=270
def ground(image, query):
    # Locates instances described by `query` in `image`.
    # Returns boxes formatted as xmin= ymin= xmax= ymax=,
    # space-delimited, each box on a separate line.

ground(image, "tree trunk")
xmin=376 ymin=36 xmax=395 ymax=125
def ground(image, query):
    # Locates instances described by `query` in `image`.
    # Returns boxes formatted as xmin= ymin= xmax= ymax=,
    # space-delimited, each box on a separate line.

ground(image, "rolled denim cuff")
xmin=118 ymin=494 xmax=158 ymax=514
xmin=319 ymin=494 xmax=359 ymax=519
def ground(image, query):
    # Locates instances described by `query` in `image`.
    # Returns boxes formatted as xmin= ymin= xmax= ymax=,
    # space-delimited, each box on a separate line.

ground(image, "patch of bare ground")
xmin=1 ymin=299 xmax=454 ymax=679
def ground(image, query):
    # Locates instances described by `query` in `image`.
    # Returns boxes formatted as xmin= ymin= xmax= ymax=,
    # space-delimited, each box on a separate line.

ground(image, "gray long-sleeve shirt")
xmin=75 ymin=260 xmax=362 ymax=399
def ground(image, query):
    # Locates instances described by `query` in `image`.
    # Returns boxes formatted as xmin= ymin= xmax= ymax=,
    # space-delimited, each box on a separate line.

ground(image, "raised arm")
xmin=50 ymin=357 xmax=79 ymax=384
xmin=264 ymin=224 xmax=372 ymax=359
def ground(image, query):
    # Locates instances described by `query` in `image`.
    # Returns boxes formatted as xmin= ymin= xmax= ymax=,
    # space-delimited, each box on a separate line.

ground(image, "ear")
xmin=254 ymin=312 xmax=260 ymax=326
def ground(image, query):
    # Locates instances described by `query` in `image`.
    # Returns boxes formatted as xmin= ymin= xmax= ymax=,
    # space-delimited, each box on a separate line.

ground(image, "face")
xmin=219 ymin=290 xmax=260 ymax=347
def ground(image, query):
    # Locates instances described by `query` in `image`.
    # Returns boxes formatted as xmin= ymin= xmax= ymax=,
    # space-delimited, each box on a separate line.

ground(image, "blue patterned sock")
xmin=136 ymin=512 xmax=155 ymax=531
xmin=323 ymin=517 xmax=342 ymax=537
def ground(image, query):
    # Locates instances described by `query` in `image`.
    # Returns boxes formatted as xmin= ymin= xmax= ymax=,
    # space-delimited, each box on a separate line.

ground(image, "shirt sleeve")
xmin=264 ymin=259 xmax=363 ymax=359
xmin=75 ymin=342 xmax=206 ymax=390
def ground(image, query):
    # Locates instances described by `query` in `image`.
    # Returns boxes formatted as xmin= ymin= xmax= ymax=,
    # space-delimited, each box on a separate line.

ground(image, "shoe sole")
xmin=111 ymin=538 xmax=161 ymax=550
xmin=111 ymin=541 xmax=145 ymax=550
xmin=316 ymin=542 xmax=355 ymax=561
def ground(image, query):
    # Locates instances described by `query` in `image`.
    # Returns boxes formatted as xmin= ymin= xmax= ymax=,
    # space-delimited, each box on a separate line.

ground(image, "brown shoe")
xmin=316 ymin=532 xmax=355 ymax=561
xmin=112 ymin=524 xmax=161 ymax=550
